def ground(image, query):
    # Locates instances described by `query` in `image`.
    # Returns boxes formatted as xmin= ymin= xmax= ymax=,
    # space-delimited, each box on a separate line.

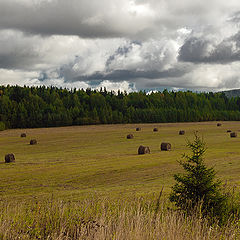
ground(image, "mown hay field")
xmin=0 ymin=121 xmax=240 ymax=201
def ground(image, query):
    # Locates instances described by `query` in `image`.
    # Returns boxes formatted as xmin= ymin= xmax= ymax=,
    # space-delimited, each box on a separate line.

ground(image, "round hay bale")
xmin=217 ymin=123 xmax=222 ymax=127
xmin=20 ymin=133 xmax=26 ymax=137
xmin=227 ymin=130 xmax=232 ymax=133
xmin=136 ymin=127 xmax=141 ymax=131
xmin=179 ymin=130 xmax=185 ymax=135
xmin=5 ymin=153 xmax=15 ymax=163
xmin=127 ymin=134 xmax=134 ymax=139
xmin=230 ymin=132 xmax=237 ymax=138
xmin=30 ymin=139 xmax=37 ymax=145
xmin=153 ymin=128 xmax=158 ymax=132
xmin=161 ymin=142 xmax=171 ymax=151
xmin=138 ymin=145 xmax=150 ymax=154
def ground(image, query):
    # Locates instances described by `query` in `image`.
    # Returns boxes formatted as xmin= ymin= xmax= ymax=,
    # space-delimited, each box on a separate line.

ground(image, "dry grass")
xmin=0 ymin=196 xmax=239 ymax=240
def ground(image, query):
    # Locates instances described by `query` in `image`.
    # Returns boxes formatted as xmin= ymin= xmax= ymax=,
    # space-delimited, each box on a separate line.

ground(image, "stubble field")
xmin=0 ymin=121 xmax=239 ymax=202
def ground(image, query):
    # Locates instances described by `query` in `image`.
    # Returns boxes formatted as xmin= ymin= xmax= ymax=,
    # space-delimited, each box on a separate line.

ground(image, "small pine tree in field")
xmin=169 ymin=133 xmax=227 ymax=220
xmin=0 ymin=121 xmax=5 ymax=131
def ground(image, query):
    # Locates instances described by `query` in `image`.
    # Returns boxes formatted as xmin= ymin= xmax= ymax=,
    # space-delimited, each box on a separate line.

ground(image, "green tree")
xmin=0 ymin=121 xmax=5 ymax=131
xmin=169 ymin=134 xmax=227 ymax=221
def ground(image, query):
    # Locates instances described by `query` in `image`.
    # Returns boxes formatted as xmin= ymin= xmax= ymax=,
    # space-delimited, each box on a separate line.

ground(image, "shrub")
xmin=169 ymin=133 xmax=227 ymax=222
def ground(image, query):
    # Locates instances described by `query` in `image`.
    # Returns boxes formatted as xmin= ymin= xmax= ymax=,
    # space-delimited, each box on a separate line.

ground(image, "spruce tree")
xmin=169 ymin=133 xmax=227 ymax=220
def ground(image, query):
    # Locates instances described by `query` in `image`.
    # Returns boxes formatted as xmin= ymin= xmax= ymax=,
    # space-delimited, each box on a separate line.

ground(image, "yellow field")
xmin=0 ymin=121 xmax=240 ymax=201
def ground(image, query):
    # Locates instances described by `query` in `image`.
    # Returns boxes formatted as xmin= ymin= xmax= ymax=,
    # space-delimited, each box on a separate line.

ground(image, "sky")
xmin=0 ymin=0 xmax=240 ymax=92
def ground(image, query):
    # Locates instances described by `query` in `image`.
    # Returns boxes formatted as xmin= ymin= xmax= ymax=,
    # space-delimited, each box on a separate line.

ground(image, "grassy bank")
xmin=0 ymin=196 xmax=239 ymax=240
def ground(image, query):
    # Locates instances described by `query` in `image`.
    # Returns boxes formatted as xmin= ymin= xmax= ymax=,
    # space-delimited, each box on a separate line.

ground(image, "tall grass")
xmin=0 ymin=195 xmax=239 ymax=240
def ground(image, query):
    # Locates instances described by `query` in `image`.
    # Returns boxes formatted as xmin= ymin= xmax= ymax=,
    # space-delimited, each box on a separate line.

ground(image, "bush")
xmin=169 ymin=133 xmax=227 ymax=222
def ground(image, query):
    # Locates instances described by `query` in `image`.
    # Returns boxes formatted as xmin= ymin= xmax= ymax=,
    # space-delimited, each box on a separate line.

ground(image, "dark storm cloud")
xmin=1 ymin=0 xmax=237 ymax=39
xmin=0 ymin=30 xmax=42 ymax=70
xmin=0 ymin=0 xmax=155 ymax=39
xmin=179 ymin=31 xmax=240 ymax=64
xmin=72 ymin=68 xmax=186 ymax=82
xmin=0 ymin=53 xmax=37 ymax=70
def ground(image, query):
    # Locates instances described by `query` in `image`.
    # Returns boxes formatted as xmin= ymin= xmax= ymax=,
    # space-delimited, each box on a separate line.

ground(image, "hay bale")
xmin=138 ymin=145 xmax=150 ymax=154
xmin=217 ymin=123 xmax=222 ymax=126
xmin=136 ymin=127 xmax=141 ymax=131
xmin=30 ymin=139 xmax=37 ymax=145
xmin=5 ymin=153 xmax=15 ymax=163
xmin=153 ymin=128 xmax=158 ymax=132
xmin=227 ymin=130 xmax=232 ymax=133
xmin=127 ymin=134 xmax=134 ymax=139
xmin=20 ymin=133 xmax=26 ymax=137
xmin=161 ymin=142 xmax=171 ymax=151
xmin=179 ymin=130 xmax=185 ymax=135
xmin=230 ymin=132 xmax=237 ymax=138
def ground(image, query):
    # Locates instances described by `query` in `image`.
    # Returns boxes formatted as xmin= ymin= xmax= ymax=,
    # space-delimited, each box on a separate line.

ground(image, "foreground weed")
xmin=0 ymin=196 xmax=239 ymax=239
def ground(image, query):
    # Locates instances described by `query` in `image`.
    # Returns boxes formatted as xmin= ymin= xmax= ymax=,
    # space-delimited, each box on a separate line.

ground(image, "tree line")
xmin=0 ymin=85 xmax=240 ymax=129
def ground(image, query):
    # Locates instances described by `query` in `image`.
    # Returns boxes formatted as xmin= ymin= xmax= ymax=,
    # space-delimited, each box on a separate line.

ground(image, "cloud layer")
xmin=0 ymin=0 xmax=240 ymax=91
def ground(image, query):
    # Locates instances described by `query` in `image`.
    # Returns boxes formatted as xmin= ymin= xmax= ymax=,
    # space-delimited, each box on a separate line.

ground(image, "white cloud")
xmin=106 ymin=39 xmax=181 ymax=72
xmin=0 ymin=69 xmax=39 ymax=85
xmin=97 ymin=80 xmax=136 ymax=92
xmin=0 ymin=29 xmax=124 ymax=73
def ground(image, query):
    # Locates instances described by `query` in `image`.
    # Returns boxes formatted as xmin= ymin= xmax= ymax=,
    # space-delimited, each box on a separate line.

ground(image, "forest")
xmin=0 ymin=85 xmax=240 ymax=129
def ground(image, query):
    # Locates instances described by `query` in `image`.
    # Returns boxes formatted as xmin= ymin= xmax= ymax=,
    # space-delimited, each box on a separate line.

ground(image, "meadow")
xmin=1 ymin=122 xmax=240 ymax=239
xmin=0 ymin=121 xmax=240 ymax=201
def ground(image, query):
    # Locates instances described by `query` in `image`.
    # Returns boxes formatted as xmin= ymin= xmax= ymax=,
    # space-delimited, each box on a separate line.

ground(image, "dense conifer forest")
xmin=0 ymin=85 xmax=240 ymax=129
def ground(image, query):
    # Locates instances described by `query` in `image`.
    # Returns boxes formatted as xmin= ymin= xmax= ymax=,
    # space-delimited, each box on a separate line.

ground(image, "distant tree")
xmin=1 ymin=85 xmax=240 ymax=129
xmin=0 ymin=121 xmax=5 ymax=131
